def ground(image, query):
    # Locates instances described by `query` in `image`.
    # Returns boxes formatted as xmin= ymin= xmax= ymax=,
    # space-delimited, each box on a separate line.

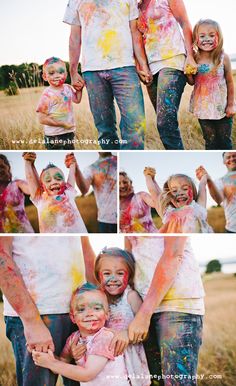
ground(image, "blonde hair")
xmin=159 ymin=174 xmax=198 ymax=216
xmin=193 ymin=19 xmax=223 ymax=66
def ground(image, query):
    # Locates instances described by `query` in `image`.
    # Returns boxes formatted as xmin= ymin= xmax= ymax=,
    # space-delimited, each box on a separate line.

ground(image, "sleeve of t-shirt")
xmin=88 ymin=329 xmax=115 ymax=360
xmin=83 ymin=166 xmax=93 ymax=185
xmin=36 ymin=92 xmax=50 ymax=114
xmin=63 ymin=0 xmax=81 ymax=26
xmin=128 ymin=0 xmax=139 ymax=21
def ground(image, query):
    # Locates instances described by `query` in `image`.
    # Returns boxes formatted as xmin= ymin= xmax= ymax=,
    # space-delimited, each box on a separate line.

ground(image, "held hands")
xmin=143 ymin=166 xmax=156 ymax=179
xmin=109 ymin=329 xmax=130 ymax=356
xmin=65 ymin=153 xmax=77 ymax=168
xmin=23 ymin=319 xmax=55 ymax=353
xmin=184 ymin=56 xmax=198 ymax=75
xmin=22 ymin=152 xmax=37 ymax=163
xmin=136 ymin=62 xmax=153 ymax=85
xmin=32 ymin=349 xmax=56 ymax=369
xmin=71 ymin=73 xmax=85 ymax=91
xmin=195 ymin=166 xmax=210 ymax=182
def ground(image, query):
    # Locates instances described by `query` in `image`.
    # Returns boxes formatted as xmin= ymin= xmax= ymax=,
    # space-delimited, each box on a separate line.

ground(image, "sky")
xmin=120 ymin=151 xmax=228 ymax=208
xmin=1 ymin=0 xmax=236 ymax=66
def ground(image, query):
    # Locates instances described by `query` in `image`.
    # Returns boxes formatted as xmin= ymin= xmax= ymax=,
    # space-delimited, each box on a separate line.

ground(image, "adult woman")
xmin=0 ymin=154 xmax=34 ymax=233
xmin=119 ymin=171 xmax=157 ymax=233
xmin=138 ymin=0 xmax=196 ymax=150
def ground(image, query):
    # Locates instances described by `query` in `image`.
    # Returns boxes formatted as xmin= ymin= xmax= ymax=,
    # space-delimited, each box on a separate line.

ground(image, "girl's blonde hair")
xmin=159 ymin=174 xmax=198 ymax=217
xmin=193 ymin=19 xmax=223 ymax=66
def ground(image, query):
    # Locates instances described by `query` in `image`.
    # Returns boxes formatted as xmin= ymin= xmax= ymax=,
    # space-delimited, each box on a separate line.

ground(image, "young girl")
xmin=0 ymin=154 xmax=34 ymax=233
xmin=188 ymin=19 xmax=235 ymax=150
xmin=23 ymin=152 xmax=87 ymax=233
xmin=95 ymin=247 xmax=150 ymax=386
xmin=144 ymin=167 xmax=213 ymax=233
xmin=37 ymin=57 xmax=82 ymax=150
xmin=32 ymin=283 xmax=130 ymax=385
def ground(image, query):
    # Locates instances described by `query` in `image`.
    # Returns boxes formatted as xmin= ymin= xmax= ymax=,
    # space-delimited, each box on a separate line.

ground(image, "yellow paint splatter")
xmin=98 ymin=30 xmax=120 ymax=58
xmin=70 ymin=262 xmax=84 ymax=291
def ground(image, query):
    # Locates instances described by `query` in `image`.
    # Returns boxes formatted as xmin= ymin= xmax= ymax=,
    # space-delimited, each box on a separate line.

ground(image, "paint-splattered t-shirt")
xmin=0 ymin=180 xmax=34 ymax=233
xmin=107 ymin=286 xmax=150 ymax=386
xmin=36 ymin=84 xmax=77 ymax=136
xmin=190 ymin=54 xmax=229 ymax=119
xmin=83 ymin=155 xmax=117 ymax=224
xmin=3 ymin=236 xmax=84 ymax=316
xmin=62 ymin=328 xmax=130 ymax=386
xmin=120 ymin=192 xmax=158 ymax=233
xmin=31 ymin=185 xmax=87 ymax=233
xmin=215 ymin=172 xmax=236 ymax=232
xmin=128 ymin=236 xmax=205 ymax=315
xmin=160 ymin=201 xmax=213 ymax=233
xmin=63 ymin=0 xmax=138 ymax=71
xmin=138 ymin=0 xmax=186 ymax=74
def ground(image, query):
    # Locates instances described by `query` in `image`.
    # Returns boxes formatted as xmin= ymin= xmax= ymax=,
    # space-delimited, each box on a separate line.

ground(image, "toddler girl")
xmin=188 ymin=19 xmax=235 ymax=149
xmin=33 ymin=283 xmax=130 ymax=385
xmin=37 ymin=57 xmax=82 ymax=150
xmin=144 ymin=167 xmax=213 ymax=233
xmin=23 ymin=152 xmax=87 ymax=233
xmin=95 ymin=247 xmax=150 ymax=386
xmin=0 ymin=154 xmax=34 ymax=233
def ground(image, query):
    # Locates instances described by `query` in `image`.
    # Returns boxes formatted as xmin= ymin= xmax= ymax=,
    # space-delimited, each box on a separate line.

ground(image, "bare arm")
xmin=67 ymin=162 xmax=76 ymax=188
xmin=65 ymin=153 xmax=91 ymax=195
xmin=196 ymin=174 xmax=208 ymax=208
xmin=224 ymin=54 xmax=235 ymax=117
xmin=69 ymin=25 xmax=85 ymax=91
xmin=38 ymin=112 xmax=74 ymax=130
xmin=81 ymin=236 xmax=97 ymax=284
xmin=129 ymin=19 xmax=152 ymax=84
xmin=127 ymin=289 xmax=143 ymax=314
xmin=196 ymin=166 xmax=223 ymax=205
xmin=126 ymin=236 xmax=186 ymax=343
xmin=144 ymin=172 xmax=162 ymax=215
xmin=23 ymin=152 xmax=42 ymax=200
xmin=0 ymin=237 xmax=54 ymax=352
xmin=16 ymin=179 xmax=31 ymax=195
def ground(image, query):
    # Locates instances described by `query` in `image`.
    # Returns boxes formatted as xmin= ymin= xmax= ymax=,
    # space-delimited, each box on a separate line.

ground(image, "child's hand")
xmin=195 ymin=166 xmax=209 ymax=181
xmin=65 ymin=153 xmax=76 ymax=168
xmin=109 ymin=330 xmax=129 ymax=356
xmin=61 ymin=122 xmax=75 ymax=130
xmin=225 ymin=104 xmax=235 ymax=118
xmin=71 ymin=342 xmax=87 ymax=362
xmin=22 ymin=152 xmax=37 ymax=163
xmin=32 ymin=349 xmax=56 ymax=369
xmin=143 ymin=167 xmax=156 ymax=179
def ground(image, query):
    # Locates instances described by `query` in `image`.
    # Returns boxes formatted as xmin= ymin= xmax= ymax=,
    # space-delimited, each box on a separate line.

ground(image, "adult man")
xmin=0 ymin=236 xmax=95 ymax=386
xmin=63 ymin=0 xmax=151 ymax=150
xmin=65 ymin=152 xmax=117 ymax=232
xmin=196 ymin=152 xmax=236 ymax=233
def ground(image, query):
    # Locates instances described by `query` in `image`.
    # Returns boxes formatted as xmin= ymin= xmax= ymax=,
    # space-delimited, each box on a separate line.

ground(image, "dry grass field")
xmin=1 ymin=274 xmax=235 ymax=386
xmin=0 ymin=72 xmax=236 ymax=150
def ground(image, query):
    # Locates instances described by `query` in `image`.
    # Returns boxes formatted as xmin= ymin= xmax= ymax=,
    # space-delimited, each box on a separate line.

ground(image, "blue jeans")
xmin=198 ymin=117 xmax=233 ymax=150
xmin=5 ymin=315 xmax=79 ymax=386
xmin=83 ymin=66 xmax=145 ymax=150
xmin=147 ymin=68 xmax=186 ymax=150
xmin=144 ymin=312 xmax=203 ymax=386
xmin=98 ymin=221 xmax=117 ymax=233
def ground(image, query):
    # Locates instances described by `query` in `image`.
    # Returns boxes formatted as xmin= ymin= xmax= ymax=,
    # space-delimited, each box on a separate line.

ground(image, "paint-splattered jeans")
xmin=198 ymin=117 xmax=233 ymax=150
xmin=5 ymin=314 xmax=79 ymax=386
xmin=83 ymin=66 xmax=145 ymax=150
xmin=143 ymin=312 xmax=203 ymax=386
xmin=147 ymin=68 xmax=186 ymax=150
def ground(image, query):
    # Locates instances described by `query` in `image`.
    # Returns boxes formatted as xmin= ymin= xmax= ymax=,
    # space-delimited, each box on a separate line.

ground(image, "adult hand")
xmin=184 ymin=56 xmax=198 ymax=75
xmin=195 ymin=166 xmax=209 ymax=181
xmin=23 ymin=319 xmax=55 ymax=353
xmin=143 ymin=166 xmax=156 ymax=179
xmin=65 ymin=153 xmax=76 ymax=168
xmin=109 ymin=329 xmax=129 ymax=356
xmin=71 ymin=73 xmax=85 ymax=91
xmin=128 ymin=312 xmax=150 ymax=344
xmin=22 ymin=152 xmax=37 ymax=163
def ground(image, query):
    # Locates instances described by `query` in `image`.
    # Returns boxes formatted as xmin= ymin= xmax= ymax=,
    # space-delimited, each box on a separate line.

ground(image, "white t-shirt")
xmin=36 ymin=84 xmax=77 ymax=136
xmin=83 ymin=155 xmax=117 ymax=224
xmin=63 ymin=0 xmax=138 ymax=72
xmin=128 ymin=236 xmax=205 ymax=315
xmin=4 ymin=236 xmax=85 ymax=316
xmin=31 ymin=185 xmax=87 ymax=233
xmin=215 ymin=172 xmax=236 ymax=232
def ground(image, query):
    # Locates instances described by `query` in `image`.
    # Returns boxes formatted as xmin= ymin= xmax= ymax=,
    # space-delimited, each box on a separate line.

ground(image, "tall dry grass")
xmin=1 ymin=274 xmax=235 ymax=386
xmin=1 ymin=73 xmax=236 ymax=150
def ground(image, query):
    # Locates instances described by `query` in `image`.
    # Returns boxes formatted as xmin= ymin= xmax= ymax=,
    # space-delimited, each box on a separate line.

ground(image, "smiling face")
xmin=119 ymin=174 xmax=134 ymax=198
xmin=41 ymin=167 xmax=65 ymax=196
xmin=0 ymin=157 xmax=11 ymax=183
xmin=168 ymin=177 xmax=194 ymax=208
xmin=223 ymin=152 xmax=236 ymax=171
xmin=71 ymin=290 xmax=109 ymax=336
xmin=196 ymin=23 xmax=219 ymax=52
xmin=43 ymin=61 xmax=67 ymax=88
xmin=98 ymin=256 xmax=129 ymax=296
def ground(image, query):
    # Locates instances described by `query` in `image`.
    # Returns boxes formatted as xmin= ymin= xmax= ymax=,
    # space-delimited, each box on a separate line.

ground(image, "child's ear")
xmin=70 ymin=311 xmax=76 ymax=324
xmin=105 ymin=310 xmax=110 ymax=321
xmin=42 ymin=73 xmax=48 ymax=82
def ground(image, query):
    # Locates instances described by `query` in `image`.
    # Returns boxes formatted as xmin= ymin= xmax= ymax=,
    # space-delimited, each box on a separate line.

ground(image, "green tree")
xmin=206 ymin=259 xmax=222 ymax=274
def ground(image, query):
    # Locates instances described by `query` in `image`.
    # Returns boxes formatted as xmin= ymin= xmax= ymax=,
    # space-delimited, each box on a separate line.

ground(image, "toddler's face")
xmin=168 ymin=177 xmax=193 ymax=208
xmin=44 ymin=61 xmax=67 ymax=87
xmin=223 ymin=152 xmax=236 ymax=171
xmin=197 ymin=24 xmax=218 ymax=51
xmin=98 ymin=256 xmax=129 ymax=296
xmin=0 ymin=158 xmax=11 ymax=182
xmin=119 ymin=175 xmax=134 ymax=198
xmin=41 ymin=167 xmax=65 ymax=195
xmin=72 ymin=290 xmax=108 ymax=336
